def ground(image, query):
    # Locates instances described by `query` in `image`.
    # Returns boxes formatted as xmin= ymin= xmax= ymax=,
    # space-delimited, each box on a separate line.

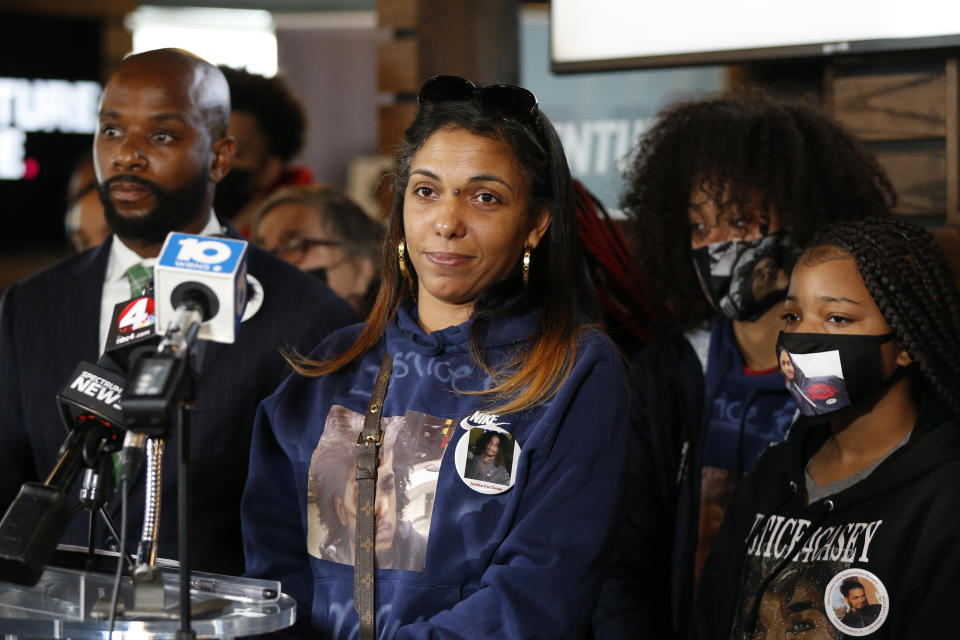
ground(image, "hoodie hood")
xmin=777 ymin=390 xmax=960 ymax=511
xmin=387 ymin=298 xmax=539 ymax=357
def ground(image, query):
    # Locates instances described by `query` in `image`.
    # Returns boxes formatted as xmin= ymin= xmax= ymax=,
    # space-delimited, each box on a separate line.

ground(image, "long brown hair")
xmin=290 ymin=94 xmax=598 ymax=414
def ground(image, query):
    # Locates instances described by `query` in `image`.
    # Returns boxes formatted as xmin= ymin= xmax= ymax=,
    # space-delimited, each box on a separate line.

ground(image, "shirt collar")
xmin=105 ymin=211 xmax=224 ymax=283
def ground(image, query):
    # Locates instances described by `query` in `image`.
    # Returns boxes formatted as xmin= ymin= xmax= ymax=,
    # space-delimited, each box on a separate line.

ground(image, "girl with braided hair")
xmin=699 ymin=216 xmax=960 ymax=639
xmin=594 ymin=89 xmax=896 ymax=639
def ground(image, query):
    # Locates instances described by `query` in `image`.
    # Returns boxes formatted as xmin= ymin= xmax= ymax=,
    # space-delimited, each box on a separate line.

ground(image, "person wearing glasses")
xmin=241 ymin=75 xmax=628 ymax=638
xmin=251 ymin=185 xmax=385 ymax=318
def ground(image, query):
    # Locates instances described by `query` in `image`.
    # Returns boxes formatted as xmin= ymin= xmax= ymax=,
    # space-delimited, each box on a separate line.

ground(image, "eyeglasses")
xmin=268 ymin=237 xmax=342 ymax=263
xmin=417 ymin=75 xmax=539 ymax=125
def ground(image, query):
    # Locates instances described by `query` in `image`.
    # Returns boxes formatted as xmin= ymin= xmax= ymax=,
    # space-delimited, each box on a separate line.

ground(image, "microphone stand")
xmin=129 ymin=438 xmax=166 ymax=614
xmin=121 ymin=303 xmax=202 ymax=640
xmin=0 ymin=421 xmax=128 ymax=586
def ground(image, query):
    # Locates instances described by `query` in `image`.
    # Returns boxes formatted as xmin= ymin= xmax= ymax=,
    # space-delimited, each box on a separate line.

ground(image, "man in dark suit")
xmin=0 ymin=49 xmax=355 ymax=577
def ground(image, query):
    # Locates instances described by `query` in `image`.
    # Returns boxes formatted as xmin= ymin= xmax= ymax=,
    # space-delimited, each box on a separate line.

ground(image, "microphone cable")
xmin=108 ymin=477 xmax=129 ymax=637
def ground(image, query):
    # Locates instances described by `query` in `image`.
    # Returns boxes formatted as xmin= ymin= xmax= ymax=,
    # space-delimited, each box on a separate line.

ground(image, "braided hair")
xmin=574 ymin=180 xmax=653 ymax=353
xmin=622 ymin=88 xmax=896 ymax=332
xmin=808 ymin=217 xmax=960 ymax=418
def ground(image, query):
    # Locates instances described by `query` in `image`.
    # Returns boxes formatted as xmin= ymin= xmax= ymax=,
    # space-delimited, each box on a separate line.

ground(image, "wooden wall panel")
xmin=833 ymin=71 xmax=946 ymax=141
xmin=873 ymin=147 xmax=947 ymax=216
xmin=377 ymin=0 xmax=417 ymax=30
xmin=378 ymin=102 xmax=418 ymax=154
xmin=947 ymin=57 xmax=959 ymax=226
xmin=417 ymin=0 xmax=518 ymax=85
xmin=376 ymin=0 xmax=518 ymax=153
xmin=378 ymin=38 xmax=419 ymax=92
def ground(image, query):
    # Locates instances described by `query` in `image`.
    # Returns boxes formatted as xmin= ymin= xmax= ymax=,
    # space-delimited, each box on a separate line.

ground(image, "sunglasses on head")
xmin=417 ymin=75 xmax=539 ymax=125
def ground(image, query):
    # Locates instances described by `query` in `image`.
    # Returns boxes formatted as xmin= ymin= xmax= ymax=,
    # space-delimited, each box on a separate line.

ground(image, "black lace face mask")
xmin=692 ymin=231 xmax=800 ymax=322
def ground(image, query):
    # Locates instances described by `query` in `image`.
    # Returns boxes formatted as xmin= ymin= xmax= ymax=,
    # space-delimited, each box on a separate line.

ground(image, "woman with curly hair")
xmin=594 ymin=89 xmax=896 ymax=639
xmin=698 ymin=216 xmax=960 ymax=639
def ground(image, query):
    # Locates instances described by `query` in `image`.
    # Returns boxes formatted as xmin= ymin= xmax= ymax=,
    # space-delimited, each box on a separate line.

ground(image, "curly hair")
xmin=622 ymin=88 xmax=896 ymax=331
xmin=469 ymin=430 xmax=512 ymax=470
xmin=806 ymin=217 xmax=960 ymax=418
xmin=219 ymin=65 xmax=306 ymax=161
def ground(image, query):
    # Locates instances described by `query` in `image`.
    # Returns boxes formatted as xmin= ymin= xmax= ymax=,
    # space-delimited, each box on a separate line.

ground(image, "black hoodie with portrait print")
xmin=696 ymin=391 xmax=960 ymax=640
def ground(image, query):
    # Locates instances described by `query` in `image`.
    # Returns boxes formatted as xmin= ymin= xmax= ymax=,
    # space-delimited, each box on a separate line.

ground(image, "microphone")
xmin=154 ymin=232 xmax=248 ymax=345
xmin=57 ymin=362 xmax=149 ymax=483
xmin=102 ymin=291 xmax=161 ymax=376
xmin=57 ymin=361 xmax=127 ymax=442
xmin=0 ymin=363 xmax=129 ymax=586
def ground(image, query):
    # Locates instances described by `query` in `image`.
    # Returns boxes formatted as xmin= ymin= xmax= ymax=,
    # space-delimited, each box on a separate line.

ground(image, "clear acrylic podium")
xmin=0 ymin=550 xmax=295 ymax=639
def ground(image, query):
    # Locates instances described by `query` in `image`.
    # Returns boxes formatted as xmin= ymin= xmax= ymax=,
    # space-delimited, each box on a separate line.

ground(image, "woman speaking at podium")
xmin=241 ymin=75 xmax=628 ymax=639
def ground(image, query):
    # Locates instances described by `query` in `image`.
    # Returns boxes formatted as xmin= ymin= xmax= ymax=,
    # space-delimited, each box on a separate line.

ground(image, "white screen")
xmin=552 ymin=0 xmax=960 ymax=69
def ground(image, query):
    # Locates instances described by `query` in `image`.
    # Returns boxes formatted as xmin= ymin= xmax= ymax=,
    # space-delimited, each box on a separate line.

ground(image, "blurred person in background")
xmin=252 ymin=184 xmax=384 ymax=319
xmin=63 ymin=153 xmax=109 ymax=252
xmin=216 ymin=65 xmax=312 ymax=236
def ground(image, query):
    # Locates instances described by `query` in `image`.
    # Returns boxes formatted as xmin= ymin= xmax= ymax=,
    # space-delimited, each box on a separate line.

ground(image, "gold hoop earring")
xmin=522 ymin=246 xmax=532 ymax=287
xmin=398 ymin=239 xmax=409 ymax=279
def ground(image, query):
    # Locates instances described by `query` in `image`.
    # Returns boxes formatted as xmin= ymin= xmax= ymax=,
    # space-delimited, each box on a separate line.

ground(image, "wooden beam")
xmin=833 ymin=71 xmax=946 ymax=141
xmin=946 ymin=56 xmax=959 ymax=226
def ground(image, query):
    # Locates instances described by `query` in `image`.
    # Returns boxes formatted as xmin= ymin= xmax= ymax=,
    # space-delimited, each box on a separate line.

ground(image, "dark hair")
xmin=622 ymin=88 xmax=896 ymax=331
xmin=308 ymin=413 xmax=409 ymax=556
xmin=470 ymin=430 xmax=511 ymax=470
xmin=294 ymin=85 xmax=598 ymax=414
xmin=840 ymin=578 xmax=866 ymax=598
xmin=219 ymin=65 xmax=306 ymax=161
xmin=806 ymin=217 xmax=960 ymax=418
xmin=251 ymin=184 xmax=385 ymax=263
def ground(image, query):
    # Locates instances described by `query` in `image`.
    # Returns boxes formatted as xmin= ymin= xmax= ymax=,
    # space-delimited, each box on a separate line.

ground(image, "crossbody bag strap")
xmin=354 ymin=351 xmax=393 ymax=640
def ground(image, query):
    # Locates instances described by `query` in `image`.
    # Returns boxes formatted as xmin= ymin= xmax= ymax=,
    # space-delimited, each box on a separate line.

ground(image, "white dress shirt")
xmin=98 ymin=212 xmax=224 ymax=353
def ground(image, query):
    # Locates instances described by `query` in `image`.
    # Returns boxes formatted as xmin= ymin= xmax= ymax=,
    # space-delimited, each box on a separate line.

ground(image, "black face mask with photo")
xmin=691 ymin=231 xmax=800 ymax=322
xmin=776 ymin=331 xmax=905 ymax=418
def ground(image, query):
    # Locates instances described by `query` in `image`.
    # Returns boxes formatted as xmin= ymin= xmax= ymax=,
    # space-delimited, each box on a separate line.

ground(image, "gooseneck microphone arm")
xmin=135 ymin=438 xmax=164 ymax=567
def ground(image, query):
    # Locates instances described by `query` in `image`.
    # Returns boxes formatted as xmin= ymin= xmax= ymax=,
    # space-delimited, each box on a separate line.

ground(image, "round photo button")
xmin=824 ymin=568 xmax=889 ymax=636
xmin=454 ymin=426 xmax=520 ymax=494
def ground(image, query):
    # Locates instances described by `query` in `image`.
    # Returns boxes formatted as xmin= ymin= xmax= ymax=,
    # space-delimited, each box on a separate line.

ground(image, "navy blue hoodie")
xmin=242 ymin=301 xmax=628 ymax=639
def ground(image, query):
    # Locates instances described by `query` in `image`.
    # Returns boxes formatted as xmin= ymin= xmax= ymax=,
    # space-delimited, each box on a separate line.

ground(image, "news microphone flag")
xmin=155 ymin=233 xmax=248 ymax=344
xmin=102 ymin=295 xmax=160 ymax=375
xmin=57 ymin=362 xmax=127 ymax=434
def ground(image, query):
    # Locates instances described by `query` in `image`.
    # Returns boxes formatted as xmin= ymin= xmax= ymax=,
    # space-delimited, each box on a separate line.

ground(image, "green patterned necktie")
xmin=125 ymin=263 xmax=154 ymax=297
xmin=113 ymin=263 xmax=154 ymax=484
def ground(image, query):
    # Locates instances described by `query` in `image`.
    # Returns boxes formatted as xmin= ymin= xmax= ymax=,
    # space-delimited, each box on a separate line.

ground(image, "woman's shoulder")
xmin=306 ymin=321 xmax=369 ymax=361
xmin=262 ymin=325 xmax=384 ymax=415
xmin=577 ymin=325 xmax=637 ymax=368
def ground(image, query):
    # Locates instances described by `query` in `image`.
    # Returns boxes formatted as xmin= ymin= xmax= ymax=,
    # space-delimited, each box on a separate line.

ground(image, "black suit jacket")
xmin=0 ymin=231 xmax=356 ymax=576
